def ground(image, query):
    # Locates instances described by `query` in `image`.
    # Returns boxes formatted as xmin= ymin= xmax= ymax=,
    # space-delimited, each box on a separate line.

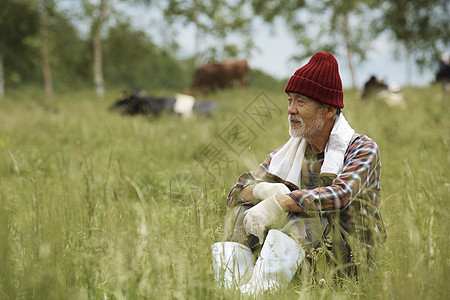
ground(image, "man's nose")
xmin=288 ymin=103 xmax=297 ymax=114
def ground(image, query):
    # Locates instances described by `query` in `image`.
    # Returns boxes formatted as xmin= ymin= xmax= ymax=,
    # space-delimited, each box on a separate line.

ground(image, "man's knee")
xmin=222 ymin=204 xmax=260 ymax=251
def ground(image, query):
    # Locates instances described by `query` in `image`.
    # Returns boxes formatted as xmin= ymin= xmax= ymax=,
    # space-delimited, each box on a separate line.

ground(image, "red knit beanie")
xmin=285 ymin=52 xmax=344 ymax=109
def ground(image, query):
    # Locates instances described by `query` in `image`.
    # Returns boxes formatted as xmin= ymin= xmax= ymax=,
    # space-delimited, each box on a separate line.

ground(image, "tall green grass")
xmin=0 ymin=86 xmax=448 ymax=299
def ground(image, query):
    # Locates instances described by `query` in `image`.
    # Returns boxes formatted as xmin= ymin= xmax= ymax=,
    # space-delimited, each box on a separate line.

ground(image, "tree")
xmin=47 ymin=8 xmax=92 ymax=90
xmin=165 ymin=0 xmax=254 ymax=66
xmin=252 ymin=0 xmax=376 ymax=88
xmin=0 ymin=0 xmax=39 ymax=98
xmin=103 ymin=21 xmax=192 ymax=90
xmin=80 ymin=0 xmax=155 ymax=97
xmin=82 ymin=0 xmax=111 ymax=97
xmin=39 ymin=0 xmax=53 ymax=99
xmin=376 ymin=0 xmax=450 ymax=80
xmin=307 ymin=0 xmax=377 ymax=88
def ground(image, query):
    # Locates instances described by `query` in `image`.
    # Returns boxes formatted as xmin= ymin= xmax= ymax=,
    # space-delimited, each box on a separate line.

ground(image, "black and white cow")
xmin=436 ymin=53 xmax=450 ymax=93
xmin=361 ymin=75 xmax=388 ymax=99
xmin=109 ymin=90 xmax=217 ymax=118
xmin=361 ymin=75 xmax=406 ymax=108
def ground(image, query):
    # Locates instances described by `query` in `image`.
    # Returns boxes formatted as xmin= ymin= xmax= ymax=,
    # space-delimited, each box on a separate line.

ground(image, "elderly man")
xmin=211 ymin=52 xmax=386 ymax=295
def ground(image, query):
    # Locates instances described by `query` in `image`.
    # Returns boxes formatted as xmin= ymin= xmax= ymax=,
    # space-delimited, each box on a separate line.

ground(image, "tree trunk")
xmin=93 ymin=0 xmax=105 ymax=98
xmin=39 ymin=0 xmax=53 ymax=100
xmin=0 ymin=54 xmax=4 ymax=99
xmin=342 ymin=13 xmax=356 ymax=89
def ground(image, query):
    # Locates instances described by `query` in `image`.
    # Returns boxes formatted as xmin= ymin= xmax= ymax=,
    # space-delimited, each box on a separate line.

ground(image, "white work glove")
xmin=243 ymin=195 xmax=287 ymax=243
xmin=252 ymin=182 xmax=290 ymax=200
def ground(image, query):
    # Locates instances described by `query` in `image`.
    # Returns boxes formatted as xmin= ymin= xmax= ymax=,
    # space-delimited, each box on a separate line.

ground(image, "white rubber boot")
xmin=211 ymin=242 xmax=255 ymax=289
xmin=240 ymin=229 xmax=305 ymax=295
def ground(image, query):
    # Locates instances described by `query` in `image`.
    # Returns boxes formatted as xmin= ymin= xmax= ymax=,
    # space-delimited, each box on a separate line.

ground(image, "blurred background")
xmin=1 ymin=0 xmax=449 ymax=99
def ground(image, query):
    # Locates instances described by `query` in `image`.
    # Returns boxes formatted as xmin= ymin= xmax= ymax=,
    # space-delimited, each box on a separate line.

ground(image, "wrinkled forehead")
xmin=287 ymin=92 xmax=308 ymax=99
xmin=286 ymin=92 xmax=317 ymax=103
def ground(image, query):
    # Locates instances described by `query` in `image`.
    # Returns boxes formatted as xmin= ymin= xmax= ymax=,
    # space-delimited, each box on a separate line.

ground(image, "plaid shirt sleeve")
xmin=289 ymin=135 xmax=381 ymax=214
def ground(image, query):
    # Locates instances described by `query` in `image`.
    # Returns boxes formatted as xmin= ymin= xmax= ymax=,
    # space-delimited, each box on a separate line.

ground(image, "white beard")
xmin=288 ymin=110 xmax=325 ymax=141
xmin=289 ymin=115 xmax=303 ymax=138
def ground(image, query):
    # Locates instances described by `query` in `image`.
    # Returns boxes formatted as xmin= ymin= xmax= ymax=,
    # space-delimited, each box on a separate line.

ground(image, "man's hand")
xmin=237 ymin=184 xmax=258 ymax=204
xmin=276 ymin=194 xmax=304 ymax=213
xmin=252 ymin=182 xmax=290 ymax=200
xmin=243 ymin=195 xmax=287 ymax=242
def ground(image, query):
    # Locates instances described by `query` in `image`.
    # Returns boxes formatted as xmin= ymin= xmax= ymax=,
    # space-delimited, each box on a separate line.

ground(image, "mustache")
xmin=288 ymin=115 xmax=303 ymax=123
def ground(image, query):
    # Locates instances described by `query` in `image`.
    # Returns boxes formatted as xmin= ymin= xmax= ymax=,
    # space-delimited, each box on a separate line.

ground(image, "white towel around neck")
xmin=268 ymin=114 xmax=355 ymax=188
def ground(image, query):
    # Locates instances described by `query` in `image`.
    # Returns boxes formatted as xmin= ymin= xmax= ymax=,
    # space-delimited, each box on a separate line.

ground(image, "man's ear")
xmin=325 ymin=105 xmax=337 ymax=119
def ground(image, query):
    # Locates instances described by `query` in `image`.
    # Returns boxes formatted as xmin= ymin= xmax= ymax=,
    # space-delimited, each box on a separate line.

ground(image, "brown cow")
xmin=187 ymin=59 xmax=249 ymax=94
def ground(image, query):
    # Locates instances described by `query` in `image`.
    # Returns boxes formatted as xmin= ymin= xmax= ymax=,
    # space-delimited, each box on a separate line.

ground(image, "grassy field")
xmin=0 ymin=85 xmax=449 ymax=299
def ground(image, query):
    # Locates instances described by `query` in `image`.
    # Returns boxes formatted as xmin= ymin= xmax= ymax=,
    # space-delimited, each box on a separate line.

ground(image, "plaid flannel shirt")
xmin=227 ymin=134 xmax=385 ymax=241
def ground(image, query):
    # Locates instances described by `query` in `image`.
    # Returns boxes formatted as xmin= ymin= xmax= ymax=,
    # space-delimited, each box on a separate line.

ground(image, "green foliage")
xmin=252 ymin=0 xmax=449 ymax=78
xmin=1 ymin=0 xmax=447 ymax=94
xmin=164 ymin=0 xmax=254 ymax=63
xmin=103 ymin=22 xmax=193 ymax=91
xmin=0 ymin=0 xmax=40 ymax=86
xmin=251 ymin=0 xmax=307 ymax=24
xmin=248 ymin=68 xmax=286 ymax=90
xmin=306 ymin=0 xmax=373 ymax=61
xmin=48 ymin=8 xmax=92 ymax=90
xmin=0 ymin=0 xmax=39 ymax=55
xmin=0 ymin=85 xmax=448 ymax=299
xmin=251 ymin=0 xmax=377 ymax=88
xmin=376 ymin=0 xmax=450 ymax=68
xmin=0 ymin=1 xmax=198 ymax=93
xmin=0 ymin=1 xmax=92 ymax=90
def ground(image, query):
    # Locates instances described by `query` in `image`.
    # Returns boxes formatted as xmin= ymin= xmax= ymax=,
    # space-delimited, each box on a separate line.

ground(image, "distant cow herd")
xmin=110 ymin=54 xmax=450 ymax=118
xmin=110 ymin=59 xmax=248 ymax=117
